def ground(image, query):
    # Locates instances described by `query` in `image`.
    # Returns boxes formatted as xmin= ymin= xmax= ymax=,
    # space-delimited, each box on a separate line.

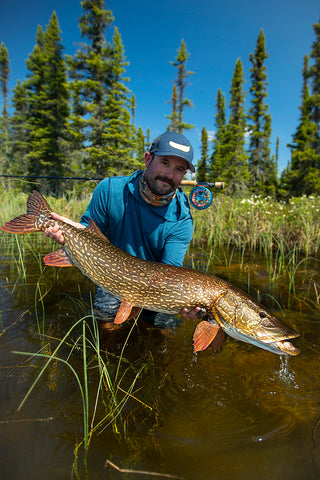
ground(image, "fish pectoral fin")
xmin=193 ymin=321 xmax=222 ymax=353
xmin=43 ymin=249 xmax=74 ymax=267
xmin=211 ymin=328 xmax=225 ymax=353
xmin=127 ymin=307 xmax=142 ymax=321
xmin=114 ymin=299 xmax=139 ymax=324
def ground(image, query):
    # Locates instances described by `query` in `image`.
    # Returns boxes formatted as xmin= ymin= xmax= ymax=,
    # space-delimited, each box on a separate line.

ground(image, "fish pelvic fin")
xmin=1 ymin=190 xmax=52 ymax=234
xmin=193 ymin=320 xmax=225 ymax=353
xmin=114 ymin=299 xmax=141 ymax=324
xmin=44 ymin=248 xmax=74 ymax=267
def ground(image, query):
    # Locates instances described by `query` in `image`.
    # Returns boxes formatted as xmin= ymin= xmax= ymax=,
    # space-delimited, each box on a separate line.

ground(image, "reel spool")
xmin=189 ymin=185 xmax=213 ymax=210
xmin=181 ymin=181 xmax=225 ymax=210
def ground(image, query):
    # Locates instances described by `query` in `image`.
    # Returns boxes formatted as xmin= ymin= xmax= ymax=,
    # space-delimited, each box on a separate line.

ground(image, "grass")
xmin=191 ymin=193 xmax=320 ymax=257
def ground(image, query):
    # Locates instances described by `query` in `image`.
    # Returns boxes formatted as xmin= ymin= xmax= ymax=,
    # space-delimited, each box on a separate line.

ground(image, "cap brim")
xmin=155 ymin=151 xmax=195 ymax=172
xmin=186 ymin=161 xmax=195 ymax=173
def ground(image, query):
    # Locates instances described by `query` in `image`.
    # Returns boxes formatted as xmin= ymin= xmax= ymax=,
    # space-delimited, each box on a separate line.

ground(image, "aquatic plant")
xmin=13 ymin=310 xmax=147 ymax=478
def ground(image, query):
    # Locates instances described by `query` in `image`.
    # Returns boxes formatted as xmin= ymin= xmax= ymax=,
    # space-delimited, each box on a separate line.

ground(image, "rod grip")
xmin=181 ymin=180 xmax=225 ymax=189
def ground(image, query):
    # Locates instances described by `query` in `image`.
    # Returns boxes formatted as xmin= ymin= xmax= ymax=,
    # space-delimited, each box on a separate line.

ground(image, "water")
xmin=0 ymin=239 xmax=320 ymax=480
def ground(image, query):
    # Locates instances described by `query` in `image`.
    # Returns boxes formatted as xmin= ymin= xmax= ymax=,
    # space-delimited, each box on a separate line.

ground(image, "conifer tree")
xmin=130 ymin=93 xmax=136 ymax=124
xmin=197 ymin=126 xmax=209 ymax=181
xmin=10 ymin=80 xmax=29 ymax=189
xmin=167 ymin=83 xmax=179 ymax=132
xmin=224 ymin=58 xmax=249 ymax=194
xmin=282 ymin=19 xmax=320 ymax=196
xmin=209 ymin=88 xmax=227 ymax=181
xmin=102 ymin=26 xmax=134 ymax=175
xmin=135 ymin=125 xmax=146 ymax=168
xmin=168 ymin=39 xmax=194 ymax=133
xmin=248 ymin=29 xmax=274 ymax=194
xmin=145 ymin=128 xmax=151 ymax=152
xmin=25 ymin=13 xmax=69 ymax=194
xmin=67 ymin=0 xmax=114 ymax=173
xmin=0 ymin=42 xmax=10 ymax=184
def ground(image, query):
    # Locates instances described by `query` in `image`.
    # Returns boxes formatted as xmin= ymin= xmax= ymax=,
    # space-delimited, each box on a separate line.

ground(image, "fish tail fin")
xmin=26 ymin=190 xmax=52 ymax=216
xmin=1 ymin=190 xmax=52 ymax=234
xmin=1 ymin=214 xmax=39 ymax=233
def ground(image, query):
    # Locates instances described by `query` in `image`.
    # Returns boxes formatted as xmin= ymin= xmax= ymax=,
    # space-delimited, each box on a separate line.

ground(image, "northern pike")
xmin=1 ymin=190 xmax=300 ymax=356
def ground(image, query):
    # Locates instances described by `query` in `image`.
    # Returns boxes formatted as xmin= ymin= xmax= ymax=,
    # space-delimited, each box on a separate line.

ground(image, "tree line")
xmin=0 ymin=0 xmax=319 ymax=198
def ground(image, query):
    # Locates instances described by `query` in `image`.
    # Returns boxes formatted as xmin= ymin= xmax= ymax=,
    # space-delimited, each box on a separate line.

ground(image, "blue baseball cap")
xmin=149 ymin=131 xmax=195 ymax=172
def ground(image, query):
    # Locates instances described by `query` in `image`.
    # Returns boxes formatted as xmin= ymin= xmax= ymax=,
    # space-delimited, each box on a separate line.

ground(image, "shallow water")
xmin=0 ymin=238 xmax=320 ymax=480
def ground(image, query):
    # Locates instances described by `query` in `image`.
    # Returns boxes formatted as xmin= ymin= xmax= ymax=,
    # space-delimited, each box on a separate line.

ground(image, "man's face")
xmin=144 ymin=154 xmax=188 ymax=195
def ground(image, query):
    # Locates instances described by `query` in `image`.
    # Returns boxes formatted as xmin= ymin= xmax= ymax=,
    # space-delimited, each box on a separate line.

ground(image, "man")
xmin=45 ymin=131 xmax=201 ymax=324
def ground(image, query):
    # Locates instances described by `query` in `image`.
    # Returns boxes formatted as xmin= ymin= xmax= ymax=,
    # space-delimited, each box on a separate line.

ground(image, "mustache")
xmin=155 ymin=176 xmax=175 ymax=188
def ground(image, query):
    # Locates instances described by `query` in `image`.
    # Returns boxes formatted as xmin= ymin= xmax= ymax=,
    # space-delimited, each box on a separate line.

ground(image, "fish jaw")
xmin=270 ymin=340 xmax=301 ymax=356
xmin=221 ymin=323 xmax=300 ymax=356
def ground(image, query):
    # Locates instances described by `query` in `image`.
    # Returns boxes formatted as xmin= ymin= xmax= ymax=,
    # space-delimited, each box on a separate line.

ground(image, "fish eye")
xmin=259 ymin=311 xmax=267 ymax=319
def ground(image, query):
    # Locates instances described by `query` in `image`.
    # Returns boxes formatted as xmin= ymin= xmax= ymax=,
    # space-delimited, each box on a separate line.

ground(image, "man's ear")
xmin=144 ymin=152 xmax=152 ymax=168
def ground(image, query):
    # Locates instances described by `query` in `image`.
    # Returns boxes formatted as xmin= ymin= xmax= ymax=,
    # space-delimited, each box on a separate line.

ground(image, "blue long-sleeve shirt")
xmin=80 ymin=170 xmax=193 ymax=266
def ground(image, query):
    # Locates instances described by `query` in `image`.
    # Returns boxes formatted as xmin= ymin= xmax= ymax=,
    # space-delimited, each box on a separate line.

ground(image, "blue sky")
xmin=1 ymin=0 xmax=319 ymax=175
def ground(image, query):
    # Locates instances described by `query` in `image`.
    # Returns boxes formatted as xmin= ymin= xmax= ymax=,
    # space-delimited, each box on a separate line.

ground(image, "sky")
xmin=1 ymin=0 xmax=319 ymax=175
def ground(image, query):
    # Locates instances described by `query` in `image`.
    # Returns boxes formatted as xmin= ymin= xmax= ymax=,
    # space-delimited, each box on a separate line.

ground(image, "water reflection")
xmin=0 ymin=241 xmax=319 ymax=479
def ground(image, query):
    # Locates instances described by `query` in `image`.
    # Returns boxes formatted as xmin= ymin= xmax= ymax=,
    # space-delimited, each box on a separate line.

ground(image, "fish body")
xmin=1 ymin=190 xmax=300 ymax=356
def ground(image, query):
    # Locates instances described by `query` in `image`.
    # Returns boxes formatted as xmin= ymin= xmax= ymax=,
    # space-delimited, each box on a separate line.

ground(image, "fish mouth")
xmin=269 ymin=339 xmax=301 ymax=356
xmin=222 ymin=325 xmax=300 ymax=356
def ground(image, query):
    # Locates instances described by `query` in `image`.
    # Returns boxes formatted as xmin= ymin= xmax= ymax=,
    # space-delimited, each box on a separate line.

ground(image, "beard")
xmin=145 ymin=174 xmax=176 ymax=196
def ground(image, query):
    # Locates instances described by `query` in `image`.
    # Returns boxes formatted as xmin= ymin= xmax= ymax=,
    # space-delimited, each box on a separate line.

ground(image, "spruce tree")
xmin=130 ymin=93 xmax=136 ymax=124
xmin=197 ymin=126 xmax=209 ymax=181
xmin=0 ymin=42 xmax=10 ymax=184
xmin=24 ymin=26 xmax=47 ymax=184
xmin=135 ymin=125 xmax=146 ymax=168
xmin=168 ymin=39 xmax=194 ymax=133
xmin=224 ymin=58 xmax=249 ymax=195
xmin=209 ymin=88 xmax=227 ymax=181
xmin=102 ymin=26 xmax=134 ymax=175
xmin=10 ymin=80 xmax=29 ymax=189
xmin=25 ymin=13 xmax=69 ymax=194
xmin=167 ymin=83 xmax=179 ymax=132
xmin=248 ymin=29 xmax=274 ymax=194
xmin=68 ymin=0 xmax=114 ymax=173
xmin=282 ymin=18 xmax=320 ymax=196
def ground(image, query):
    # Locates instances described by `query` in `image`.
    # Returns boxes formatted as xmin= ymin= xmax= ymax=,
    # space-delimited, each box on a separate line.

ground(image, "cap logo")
xmin=169 ymin=140 xmax=190 ymax=153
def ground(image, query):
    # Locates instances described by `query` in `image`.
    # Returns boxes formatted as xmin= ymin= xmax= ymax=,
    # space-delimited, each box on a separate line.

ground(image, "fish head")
xmin=214 ymin=289 xmax=300 ymax=356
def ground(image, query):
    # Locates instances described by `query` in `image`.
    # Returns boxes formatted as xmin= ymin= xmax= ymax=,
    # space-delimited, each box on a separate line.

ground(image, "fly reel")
xmin=181 ymin=181 xmax=225 ymax=210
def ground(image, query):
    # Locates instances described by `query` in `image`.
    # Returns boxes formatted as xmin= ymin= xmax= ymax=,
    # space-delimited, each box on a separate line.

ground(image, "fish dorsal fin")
xmin=87 ymin=218 xmax=109 ymax=242
xmin=43 ymin=248 xmax=74 ymax=267
xmin=114 ymin=299 xmax=141 ymax=324
xmin=27 ymin=190 xmax=51 ymax=216
xmin=193 ymin=321 xmax=224 ymax=353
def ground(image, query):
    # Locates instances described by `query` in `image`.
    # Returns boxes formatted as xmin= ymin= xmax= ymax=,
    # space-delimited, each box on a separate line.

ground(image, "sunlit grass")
xmin=191 ymin=194 xmax=320 ymax=257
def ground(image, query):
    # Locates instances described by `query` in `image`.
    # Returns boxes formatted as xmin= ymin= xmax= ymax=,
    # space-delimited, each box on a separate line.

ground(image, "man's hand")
xmin=179 ymin=306 xmax=203 ymax=321
xmin=44 ymin=212 xmax=84 ymax=245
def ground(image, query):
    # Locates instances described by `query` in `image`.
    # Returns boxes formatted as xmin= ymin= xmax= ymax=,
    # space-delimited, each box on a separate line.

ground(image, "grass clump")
xmin=192 ymin=194 xmax=320 ymax=257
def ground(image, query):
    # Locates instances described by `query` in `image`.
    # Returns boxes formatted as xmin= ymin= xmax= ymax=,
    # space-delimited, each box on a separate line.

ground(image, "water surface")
xmin=0 ymin=238 xmax=319 ymax=480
